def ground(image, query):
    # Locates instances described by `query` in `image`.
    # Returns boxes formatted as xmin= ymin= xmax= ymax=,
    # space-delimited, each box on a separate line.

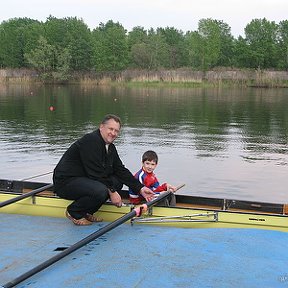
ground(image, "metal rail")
xmin=131 ymin=212 xmax=218 ymax=224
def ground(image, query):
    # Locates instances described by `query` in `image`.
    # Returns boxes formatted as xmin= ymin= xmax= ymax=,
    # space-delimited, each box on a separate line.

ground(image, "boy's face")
xmin=142 ymin=160 xmax=157 ymax=174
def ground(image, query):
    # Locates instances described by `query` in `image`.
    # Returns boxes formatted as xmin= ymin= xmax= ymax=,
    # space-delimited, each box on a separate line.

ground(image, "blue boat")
xmin=1 ymin=213 xmax=288 ymax=288
xmin=1 ymin=179 xmax=288 ymax=287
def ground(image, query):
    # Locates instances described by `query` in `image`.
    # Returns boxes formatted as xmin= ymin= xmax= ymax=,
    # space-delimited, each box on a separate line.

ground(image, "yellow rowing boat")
xmin=1 ymin=179 xmax=287 ymax=232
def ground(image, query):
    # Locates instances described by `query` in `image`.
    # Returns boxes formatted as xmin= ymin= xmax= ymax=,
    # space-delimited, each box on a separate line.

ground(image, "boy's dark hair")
xmin=142 ymin=150 xmax=158 ymax=164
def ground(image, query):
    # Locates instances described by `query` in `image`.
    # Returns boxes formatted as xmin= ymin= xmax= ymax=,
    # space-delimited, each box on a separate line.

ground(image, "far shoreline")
xmin=1 ymin=68 xmax=288 ymax=88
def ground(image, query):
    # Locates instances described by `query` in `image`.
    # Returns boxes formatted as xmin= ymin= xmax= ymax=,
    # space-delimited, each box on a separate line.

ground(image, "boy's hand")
xmin=140 ymin=187 xmax=155 ymax=202
xmin=167 ymin=184 xmax=177 ymax=193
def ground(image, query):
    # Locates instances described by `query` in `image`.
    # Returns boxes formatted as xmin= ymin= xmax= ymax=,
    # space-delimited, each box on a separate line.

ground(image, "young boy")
xmin=129 ymin=150 xmax=177 ymax=206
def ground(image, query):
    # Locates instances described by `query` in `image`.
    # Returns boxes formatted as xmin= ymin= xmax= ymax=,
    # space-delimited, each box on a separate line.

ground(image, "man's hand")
xmin=108 ymin=190 xmax=122 ymax=207
xmin=139 ymin=186 xmax=155 ymax=202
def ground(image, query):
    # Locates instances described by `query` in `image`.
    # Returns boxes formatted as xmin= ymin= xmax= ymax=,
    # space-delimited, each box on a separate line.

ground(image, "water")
xmin=1 ymin=84 xmax=288 ymax=203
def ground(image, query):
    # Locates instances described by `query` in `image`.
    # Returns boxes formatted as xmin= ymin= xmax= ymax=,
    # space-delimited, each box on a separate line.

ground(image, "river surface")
xmin=1 ymin=84 xmax=288 ymax=203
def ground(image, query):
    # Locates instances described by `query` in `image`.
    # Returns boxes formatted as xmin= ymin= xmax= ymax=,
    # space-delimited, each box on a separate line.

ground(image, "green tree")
xmin=62 ymin=17 xmax=92 ymax=70
xmin=127 ymin=26 xmax=148 ymax=67
xmin=244 ymin=18 xmax=278 ymax=68
xmin=44 ymin=16 xmax=92 ymax=70
xmin=91 ymin=20 xmax=129 ymax=71
xmin=199 ymin=19 xmax=234 ymax=69
xmin=233 ymin=36 xmax=251 ymax=67
xmin=149 ymin=29 xmax=170 ymax=69
xmin=129 ymin=28 xmax=169 ymax=69
xmin=184 ymin=30 xmax=203 ymax=68
xmin=23 ymin=21 xmax=45 ymax=57
xmin=0 ymin=18 xmax=42 ymax=67
xmin=2 ymin=16 xmax=288 ymax=73
xmin=185 ymin=19 xmax=234 ymax=70
xmin=25 ymin=36 xmax=71 ymax=82
xmin=130 ymin=42 xmax=151 ymax=69
xmin=157 ymin=27 xmax=186 ymax=68
xmin=44 ymin=16 xmax=68 ymax=47
xmin=214 ymin=21 xmax=234 ymax=67
xmin=198 ymin=18 xmax=222 ymax=69
xmin=127 ymin=26 xmax=148 ymax=49
xmin=25 ymin=36 xmax=54 ymax=72
xmin=277 ymin=20 xmax=288 ymax=69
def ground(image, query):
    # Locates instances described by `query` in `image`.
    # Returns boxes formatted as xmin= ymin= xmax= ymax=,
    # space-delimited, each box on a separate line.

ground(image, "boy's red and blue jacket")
xmin=129 ymin=168 xmax=167 ymax=204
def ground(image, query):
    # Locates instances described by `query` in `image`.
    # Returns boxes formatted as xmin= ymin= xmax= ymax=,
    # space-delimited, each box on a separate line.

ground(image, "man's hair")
xmin=101 ymin=114 xmax=122 ymax=127
xmin=142 ymin=150 xmax=158 ymax=164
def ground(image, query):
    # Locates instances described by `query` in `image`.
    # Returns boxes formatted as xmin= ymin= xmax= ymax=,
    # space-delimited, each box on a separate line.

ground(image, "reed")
xmin=1 ymin=68 xmax=288 ymax=87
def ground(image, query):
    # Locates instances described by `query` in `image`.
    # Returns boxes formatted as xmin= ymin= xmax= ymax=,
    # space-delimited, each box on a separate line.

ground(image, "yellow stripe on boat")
xmin=1 ymin=192 xmax=288 ymax=232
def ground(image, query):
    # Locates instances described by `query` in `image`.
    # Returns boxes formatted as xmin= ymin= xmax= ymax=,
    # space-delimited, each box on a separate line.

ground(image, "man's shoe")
xmin=65 ymin=210 xmax=92 ymax=226
xmin=85 ymin=213 xmax=103 ymax=222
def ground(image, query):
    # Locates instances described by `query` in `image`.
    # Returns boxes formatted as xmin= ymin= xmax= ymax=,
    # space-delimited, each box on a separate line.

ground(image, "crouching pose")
xmin=53 ymin=114 xmax=155 ymax=225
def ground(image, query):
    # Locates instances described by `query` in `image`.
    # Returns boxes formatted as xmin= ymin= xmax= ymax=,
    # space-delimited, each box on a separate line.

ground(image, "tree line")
xmin=0 ymin=16 xmax=287 ymax=81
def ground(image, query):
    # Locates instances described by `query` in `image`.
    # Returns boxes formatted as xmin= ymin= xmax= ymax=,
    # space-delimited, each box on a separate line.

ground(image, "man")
xmin=53 ymin=114 xmax=155 ymax=226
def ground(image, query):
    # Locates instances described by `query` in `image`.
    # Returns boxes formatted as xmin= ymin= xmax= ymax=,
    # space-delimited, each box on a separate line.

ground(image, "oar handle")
xmin=174 ymin=183 xmax=185 ymax=192
xmin=134 ymin=184 xmax=185 ymax=216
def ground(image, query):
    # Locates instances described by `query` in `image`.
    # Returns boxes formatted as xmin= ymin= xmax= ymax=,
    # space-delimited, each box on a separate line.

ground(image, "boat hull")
xmin=1 ymin=192 xmax=288 ymax=232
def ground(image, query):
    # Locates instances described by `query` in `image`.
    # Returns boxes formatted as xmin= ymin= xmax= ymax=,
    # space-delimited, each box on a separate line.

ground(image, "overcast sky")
xmin=1 ymin=0 xmax=287 ymax=37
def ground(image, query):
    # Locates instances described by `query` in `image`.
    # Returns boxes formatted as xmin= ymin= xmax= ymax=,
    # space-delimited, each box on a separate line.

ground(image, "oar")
xmin=0 ymin=183 xmax=53 ymax=208
xmin=1 ymin=189 xmax=178 ymax=288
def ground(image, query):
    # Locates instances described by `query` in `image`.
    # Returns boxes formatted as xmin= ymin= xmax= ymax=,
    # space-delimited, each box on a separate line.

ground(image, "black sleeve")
xmin=111 ymin=146 xmax=143 ymax=193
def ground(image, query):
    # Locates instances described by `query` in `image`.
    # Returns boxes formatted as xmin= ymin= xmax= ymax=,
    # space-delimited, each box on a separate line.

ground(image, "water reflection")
xmin=1 ymin=84 xmax=288 ymax=203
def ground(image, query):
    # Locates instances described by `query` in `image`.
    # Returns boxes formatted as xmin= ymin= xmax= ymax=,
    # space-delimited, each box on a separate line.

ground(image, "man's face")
xmin=99 ymin=119 xmax=120 ymax=144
